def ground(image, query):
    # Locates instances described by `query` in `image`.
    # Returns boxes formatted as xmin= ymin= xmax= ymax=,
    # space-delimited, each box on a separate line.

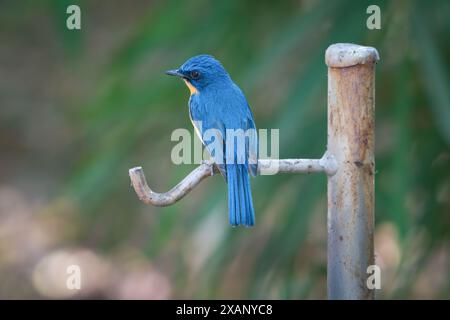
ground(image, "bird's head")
xmin=165 ymin=54 xmax=230 ymax=95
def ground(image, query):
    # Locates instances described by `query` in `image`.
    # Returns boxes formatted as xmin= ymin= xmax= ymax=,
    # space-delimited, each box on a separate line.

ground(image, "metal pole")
xmin=326 ymin=43 xmax=379 ymax=299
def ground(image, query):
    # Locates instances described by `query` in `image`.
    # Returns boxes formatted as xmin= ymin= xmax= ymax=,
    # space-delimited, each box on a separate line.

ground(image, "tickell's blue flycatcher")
xmin=166 ymin=55 xmax=258 ymax=227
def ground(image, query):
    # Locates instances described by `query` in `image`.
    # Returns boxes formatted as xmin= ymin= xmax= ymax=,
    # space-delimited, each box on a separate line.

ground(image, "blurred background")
xmin=0 ymin=0 xmax=449 ymax=299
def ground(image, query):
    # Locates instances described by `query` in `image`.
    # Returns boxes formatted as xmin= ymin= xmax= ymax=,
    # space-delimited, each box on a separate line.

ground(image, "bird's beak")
xmin=165 ymin=69 xmax=184 ymax=78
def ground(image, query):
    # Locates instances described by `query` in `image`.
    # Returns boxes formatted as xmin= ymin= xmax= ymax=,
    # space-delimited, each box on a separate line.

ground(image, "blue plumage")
xmin=166 ymin=55 xmax=257 ymax=227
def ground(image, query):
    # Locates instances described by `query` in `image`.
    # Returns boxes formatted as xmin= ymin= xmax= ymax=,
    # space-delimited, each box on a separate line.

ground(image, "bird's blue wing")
xmin=189 ymin=84 xmax=258 ymax=179
xmin=219 ymin=84 xmax=258 ymax=176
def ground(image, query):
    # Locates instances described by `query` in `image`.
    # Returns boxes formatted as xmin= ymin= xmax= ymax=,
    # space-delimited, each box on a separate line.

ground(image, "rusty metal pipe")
xmin=326 ymin=43 xmax=379 ymax=299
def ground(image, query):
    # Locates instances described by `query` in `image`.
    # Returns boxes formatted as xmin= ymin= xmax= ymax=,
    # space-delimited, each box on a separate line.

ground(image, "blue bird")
xmin=166 ymin=55 xmax=258 ymax=227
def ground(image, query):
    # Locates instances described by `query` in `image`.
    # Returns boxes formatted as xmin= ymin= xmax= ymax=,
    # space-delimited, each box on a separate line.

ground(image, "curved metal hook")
xmin=129 ymin=152 xmax=337 ymax=206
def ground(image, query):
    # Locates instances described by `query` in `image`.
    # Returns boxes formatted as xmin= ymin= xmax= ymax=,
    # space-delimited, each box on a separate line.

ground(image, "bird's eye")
xmin=190 ymin=71 xmax=200 ymax=79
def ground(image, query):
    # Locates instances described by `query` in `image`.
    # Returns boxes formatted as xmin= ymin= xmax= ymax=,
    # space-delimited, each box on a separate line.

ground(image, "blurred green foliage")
xmin=0 ymin=0 xmax=449 ymax=299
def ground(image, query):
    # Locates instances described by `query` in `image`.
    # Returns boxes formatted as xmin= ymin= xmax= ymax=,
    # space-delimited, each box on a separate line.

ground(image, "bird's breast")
xmin=183 ymin=79 xmax=198 ymax=95
xmin=188 ymin=97 xmax=204 ymax=144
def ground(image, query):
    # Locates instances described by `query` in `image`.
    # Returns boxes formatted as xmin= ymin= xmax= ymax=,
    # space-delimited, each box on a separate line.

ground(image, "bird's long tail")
xmin=227 ymin=164 xmax=255 ymax=227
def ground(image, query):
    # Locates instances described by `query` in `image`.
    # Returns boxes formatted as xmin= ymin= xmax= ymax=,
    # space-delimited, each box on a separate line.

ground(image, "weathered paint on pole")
xmin=326 ymin=43 xmax=379 ymax=299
